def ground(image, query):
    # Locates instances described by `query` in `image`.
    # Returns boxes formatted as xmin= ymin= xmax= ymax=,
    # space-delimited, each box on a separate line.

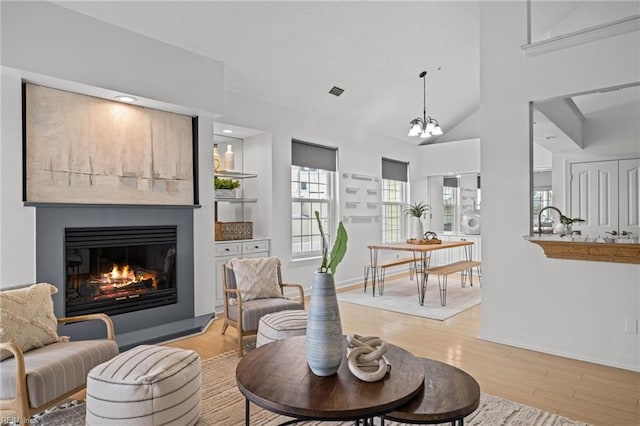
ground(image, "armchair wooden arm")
xmin=0 ymin=342 xmax=29 ymax=418
xmin=57 ymin=313 xmax=115 ymax=341
xmin=221 ymin=286 xmax=243 ymax=334
xmin=280 ymin=283 xmax=305 ymax=308
xmin=1 ymin=313 xmax=117 ymax=420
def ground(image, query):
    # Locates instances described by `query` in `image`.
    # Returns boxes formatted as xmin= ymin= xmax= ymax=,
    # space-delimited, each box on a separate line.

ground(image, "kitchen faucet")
xmin=537 ymin=206 xmax=563 ymax=236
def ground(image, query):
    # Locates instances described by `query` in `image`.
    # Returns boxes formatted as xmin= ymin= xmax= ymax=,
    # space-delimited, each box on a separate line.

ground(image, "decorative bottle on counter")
xmin=224 ymin=144 xmax=235 ymax=171
xmin=213 ymin=144 xmax=221 ymax=171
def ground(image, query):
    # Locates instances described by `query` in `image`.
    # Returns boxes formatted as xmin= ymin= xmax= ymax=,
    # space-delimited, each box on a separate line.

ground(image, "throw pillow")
xmin=0 ymin=283 xmax=61 ymax=360
xmin=228 ymin=257 xmax=282 ymax=301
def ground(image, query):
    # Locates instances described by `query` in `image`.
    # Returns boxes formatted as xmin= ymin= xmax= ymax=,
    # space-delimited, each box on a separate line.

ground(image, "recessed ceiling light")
xmin=115 ymin=95 xmax=137 ymax=103
xmin=222 ymin=129 xmax=233 ymax=134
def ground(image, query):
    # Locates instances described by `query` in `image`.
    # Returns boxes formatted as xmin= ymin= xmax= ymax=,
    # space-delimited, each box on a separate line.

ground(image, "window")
xmin=381 ymin=158 xmax=408 ymax=242
xmin=429 ymin=174 xmax=481 ymax=234
xmin=442 ymin=183 xmax=457 ymax=232
xmin=533 ymin=189 xmax=553 ymax=231
xmin=291 ymin=140 xmax=337 ymax=257
xmin=532 ymin=170 xmax=553 ymax=232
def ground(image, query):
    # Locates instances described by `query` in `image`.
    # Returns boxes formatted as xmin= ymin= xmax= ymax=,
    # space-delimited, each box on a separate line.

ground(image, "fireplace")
xmin=65 ymin=226 xmax=178 ymax=316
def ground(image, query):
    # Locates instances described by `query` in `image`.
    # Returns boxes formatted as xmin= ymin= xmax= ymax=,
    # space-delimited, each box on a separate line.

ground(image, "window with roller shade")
xmin=381 ymin=158 xmax=408 ymax=243
xmin=291 ymin=140 xmax=337 ymax=257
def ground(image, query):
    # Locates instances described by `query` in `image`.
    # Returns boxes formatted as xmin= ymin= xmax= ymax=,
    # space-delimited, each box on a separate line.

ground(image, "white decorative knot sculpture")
xmin=346 ymin=334 xmax=391 ymax=382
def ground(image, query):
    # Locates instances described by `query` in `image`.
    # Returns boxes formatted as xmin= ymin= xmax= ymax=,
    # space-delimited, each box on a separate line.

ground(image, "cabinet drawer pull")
xmin=225 ymin=248 xmax=230 ymax=251
xmin=254 ymin=245 xmax=259 ymax=249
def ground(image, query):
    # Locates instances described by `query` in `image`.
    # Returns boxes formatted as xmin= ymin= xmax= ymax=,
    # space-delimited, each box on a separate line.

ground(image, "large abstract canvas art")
xmin=24 ymin=83 xmax=196 ymax=205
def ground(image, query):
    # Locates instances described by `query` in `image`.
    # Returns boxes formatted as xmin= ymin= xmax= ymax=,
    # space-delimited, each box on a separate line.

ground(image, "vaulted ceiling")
xmin=55 ymin=1 xmax=480 ymax=145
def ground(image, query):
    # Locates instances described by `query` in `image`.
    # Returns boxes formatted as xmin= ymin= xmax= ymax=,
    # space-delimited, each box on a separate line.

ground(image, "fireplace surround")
xmin=35 ymin=205 xmax=195 ymax=342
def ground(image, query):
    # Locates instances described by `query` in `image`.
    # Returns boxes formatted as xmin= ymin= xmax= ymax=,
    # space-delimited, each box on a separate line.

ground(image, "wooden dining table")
xmin=367 ymin=241 xmax=474 ymax=305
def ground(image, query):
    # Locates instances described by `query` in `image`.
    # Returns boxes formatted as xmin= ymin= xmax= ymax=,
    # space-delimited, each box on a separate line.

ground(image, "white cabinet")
xmin=570 ymin=158 xmax=640 ymax=237
xmin=430 ymin=234 xmax=481 ymax=266
xmin=214 ymin=238 xmax=271 ymax=308
xmin=242 ymin=240 xmax=270 ymax=255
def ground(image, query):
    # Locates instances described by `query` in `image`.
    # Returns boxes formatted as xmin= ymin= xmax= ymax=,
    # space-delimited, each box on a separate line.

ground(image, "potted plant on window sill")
xmin=214 ymin=177 xmax=240 ymax=198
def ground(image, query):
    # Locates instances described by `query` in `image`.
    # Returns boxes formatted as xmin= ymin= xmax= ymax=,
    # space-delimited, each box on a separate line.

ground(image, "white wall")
xmin=241 ymin=133 xmax=274 ymax=240
xmin=0 ymin=2 xmax=223 ymax=317
xmin=0 ymin=1 xmax=223 ymax=115
xmin=418 ymin=138 xmax=481 ymax=177
xmin=0 ymin=71 xmax=35 ymax=285
xmin=220 ymin=90 xmax=420 ymax=289
xmin=480 ymin=1 xmax=640 ymax=370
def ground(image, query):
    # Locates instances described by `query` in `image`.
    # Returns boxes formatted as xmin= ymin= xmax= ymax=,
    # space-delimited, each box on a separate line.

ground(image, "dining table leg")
xmin=417 ymin=251 xmax=430 ymax=306
xmin=369 ymin=247 xmax=379 ymax=297
xmin=462 ymin=244 xmax=473 ymax=287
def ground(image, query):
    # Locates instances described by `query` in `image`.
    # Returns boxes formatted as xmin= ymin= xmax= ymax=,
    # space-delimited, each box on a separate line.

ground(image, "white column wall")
xmin=0 ymin=72 xmax=36 ymax=285
xmin=480 ymin=1 xmax=640 ymax=371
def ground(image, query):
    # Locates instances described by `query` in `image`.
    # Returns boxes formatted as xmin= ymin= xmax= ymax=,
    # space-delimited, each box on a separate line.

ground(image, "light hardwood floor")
xmin=165 ymin=279 xmax=639 ymax=426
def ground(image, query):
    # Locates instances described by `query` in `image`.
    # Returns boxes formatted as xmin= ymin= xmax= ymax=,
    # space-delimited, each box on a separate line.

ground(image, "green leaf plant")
xmin=214 ymin=177 xmax=240 ymax=190
xmin=560 ymin=215 xmax=585 ymax=225
xmin=403 ymin=202 xmax=431 ymax=218
xmin=314 ymin=211 xmax=348 ymax=275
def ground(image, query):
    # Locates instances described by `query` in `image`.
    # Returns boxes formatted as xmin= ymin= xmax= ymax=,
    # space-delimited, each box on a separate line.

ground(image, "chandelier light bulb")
xmin=408 ymin=70 xmax=442 ymax=139
xmin=425 ymin=120 xmax=436 ymax=133
xmin=408 ymin=120 xmax=422 ymax=137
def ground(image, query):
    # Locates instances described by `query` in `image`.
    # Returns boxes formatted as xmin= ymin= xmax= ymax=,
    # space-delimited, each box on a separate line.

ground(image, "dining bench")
xmin=364 ymin=257 xmax=416 ymax=296
xmin=425 ymin=260 xmax=482 ymax=306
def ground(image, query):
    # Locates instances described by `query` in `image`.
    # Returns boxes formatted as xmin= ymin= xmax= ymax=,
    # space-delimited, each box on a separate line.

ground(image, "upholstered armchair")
xmin=0 ymin=283 xmax=119 ymax=421
xmin=221 ymin=257 xmax=305 ymax=356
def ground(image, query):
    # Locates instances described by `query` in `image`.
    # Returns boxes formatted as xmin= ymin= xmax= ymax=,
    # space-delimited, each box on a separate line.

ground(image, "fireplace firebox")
xmin=65 ymin=226 xmax=178 ymax=316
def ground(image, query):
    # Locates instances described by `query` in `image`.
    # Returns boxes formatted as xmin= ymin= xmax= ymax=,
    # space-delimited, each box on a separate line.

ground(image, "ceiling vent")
xmin=329 ymin=86 xmax=344 ymax=97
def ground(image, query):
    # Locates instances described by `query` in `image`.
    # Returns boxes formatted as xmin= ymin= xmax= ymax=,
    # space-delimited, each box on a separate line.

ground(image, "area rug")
xmin=338 ymin=275 xmax=481 ymax=321
xmin=28 ymin=351 xmax=588 ymax=426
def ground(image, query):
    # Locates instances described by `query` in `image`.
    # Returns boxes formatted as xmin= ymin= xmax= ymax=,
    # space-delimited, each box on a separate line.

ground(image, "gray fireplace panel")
xmin=36 ymin=206 xmax=195 ymax=338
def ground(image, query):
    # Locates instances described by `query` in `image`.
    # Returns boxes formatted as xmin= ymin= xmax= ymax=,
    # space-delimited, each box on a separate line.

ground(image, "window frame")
xmin=381 ymin=178 xmax=407 ymax=243
xmin=290 ymin=165 xmax=335 ymax=259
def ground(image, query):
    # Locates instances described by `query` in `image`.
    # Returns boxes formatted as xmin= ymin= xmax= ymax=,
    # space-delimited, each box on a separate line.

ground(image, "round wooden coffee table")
xmin=236 ymin=335 xmax=425 ymax=425
xmin=382 ymin=358 xmax=481 ymax=425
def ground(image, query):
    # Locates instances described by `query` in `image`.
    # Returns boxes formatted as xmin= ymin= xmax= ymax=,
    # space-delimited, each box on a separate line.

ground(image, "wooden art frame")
xmin=22 ymin=83 xmax=199 ymax=206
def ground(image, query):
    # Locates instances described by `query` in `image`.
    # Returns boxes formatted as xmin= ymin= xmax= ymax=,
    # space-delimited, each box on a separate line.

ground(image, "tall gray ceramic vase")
xmin=305 ymin=272 xmax=343 ymax=376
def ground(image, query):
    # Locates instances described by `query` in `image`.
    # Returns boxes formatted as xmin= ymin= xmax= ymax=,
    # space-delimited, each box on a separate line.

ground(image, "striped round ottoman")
xmin=86 ymin=345 xmax=201 ymax=425
xmin=256 ymin=310 xmax=308 ymax=347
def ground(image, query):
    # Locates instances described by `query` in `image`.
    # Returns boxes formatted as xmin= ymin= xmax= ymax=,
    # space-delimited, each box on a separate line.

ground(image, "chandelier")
xmin=408 ymin=71 xmax=442 ymax=138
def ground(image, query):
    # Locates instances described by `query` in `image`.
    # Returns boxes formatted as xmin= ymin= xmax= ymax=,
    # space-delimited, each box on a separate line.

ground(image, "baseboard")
xmin=478 ymin=333 xmax=640 ymax=373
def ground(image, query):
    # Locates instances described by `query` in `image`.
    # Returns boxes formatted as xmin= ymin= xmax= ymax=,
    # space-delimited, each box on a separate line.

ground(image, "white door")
xmin=570 ymin=160 xmax=619 ymax=238
xmin=619 ymin=158 xmax=640 ymax=237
